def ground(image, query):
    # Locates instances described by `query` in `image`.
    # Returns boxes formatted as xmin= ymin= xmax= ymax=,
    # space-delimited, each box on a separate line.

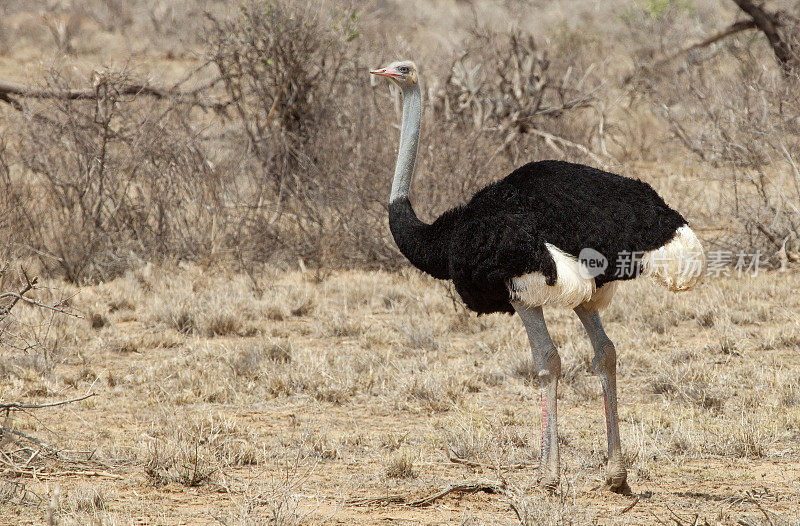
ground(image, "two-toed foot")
xmin=605 ymin=465 xmax=631 ymax=495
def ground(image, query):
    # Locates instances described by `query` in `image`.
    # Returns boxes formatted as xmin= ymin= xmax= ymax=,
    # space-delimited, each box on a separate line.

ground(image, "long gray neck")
xmin=386 ymin=81 xmax=453 ymax=280
xmin=390 ymin=83 xmax=421 ymax=203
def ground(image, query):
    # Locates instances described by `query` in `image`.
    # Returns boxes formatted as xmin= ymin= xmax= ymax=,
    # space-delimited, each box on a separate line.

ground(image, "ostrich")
xmin=370 ymin=61 xmax=705 ymax=494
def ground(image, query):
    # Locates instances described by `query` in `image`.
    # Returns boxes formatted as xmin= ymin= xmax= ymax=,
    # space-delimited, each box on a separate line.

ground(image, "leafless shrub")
xmin=0 ymin=263 xmax=77 ymax=379
xmin=203 ymin=1 xmax=395 ymax=268
xmin=221 ymin=460 xmax=313 ymax=526
xmin=656 ymin=53 xmax=800 ymax=262
xmin=414 ymin=25 xmax=609 ymax=216
xmin=432 ymin=29 xmax=604 ymax=153
xmin=623 ymin=2 xmax=800 ymax=262
xmin=1 ymin=69 xmax=228 ymax=282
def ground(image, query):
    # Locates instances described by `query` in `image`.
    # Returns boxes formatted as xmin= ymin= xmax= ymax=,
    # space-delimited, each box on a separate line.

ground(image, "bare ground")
xmin=2 ymin=264 xmax=799 ymax=525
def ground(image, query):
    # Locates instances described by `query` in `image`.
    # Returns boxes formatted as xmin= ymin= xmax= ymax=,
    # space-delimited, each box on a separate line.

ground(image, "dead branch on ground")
xmin=619 ymin=496 xmax=640 ymax=514
xmin=0 ymin=392 xmax=96 ymax=412
xmin=408 ymin=481 xmax=505 ymax=507
xmin=345 ymin=494 xmax=407 ymax=506
xmin=347 ymin=479 xmax=536 ymax=524
xmin=0 ymin=391 xmax=105 ymax=479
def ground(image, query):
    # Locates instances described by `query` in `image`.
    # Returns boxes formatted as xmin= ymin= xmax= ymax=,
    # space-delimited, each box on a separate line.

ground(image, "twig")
xmin=345 ymin=495 xmax=406 ymax=506
xmin=754 ymin=223 xmax=785 ymax=253
xmin=665 ymin=503 xmax=688 ymax=526
xmin=619 ymin=496 xmax=640 ymax=514
xmin=507 ymin=497 xmax=525 ymax=523
xmin=0 ymin=467 xmax=122 ymax=479
xmin=650 ymin=510 xmax=671 ymax=526
xmin=745 ymin=491 xmax=776 ymax=526
xmin=5 ymin=429 xmax=57 ymax=452
xmin=653 ymin=20 xmax=757 ymax=68
xmin=660 ymin=104 xmax=707 ymax=161
xmin=0 ymin=292 xmax=83 ymax=318
xmin=409 ymin=481 xmax=504 ymax=507
xmin=0 ymin=270 xmax=82 ymax=320
xmin=264 ymin=83 xmax=286 ymax=129
xmin=526 ymin=127 xmax=608 ymax=167
xmin=0 ymin=270 xmax=36 ymax=318
xmin=448 ymin=452 xmax=529 ymax=471
xmin=0 ymin=392 xmax=96 ymax=412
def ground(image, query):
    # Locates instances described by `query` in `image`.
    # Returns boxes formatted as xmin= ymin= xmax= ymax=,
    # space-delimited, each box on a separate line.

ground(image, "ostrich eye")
xmin=398 ymin=66 xmax=409 ymax=74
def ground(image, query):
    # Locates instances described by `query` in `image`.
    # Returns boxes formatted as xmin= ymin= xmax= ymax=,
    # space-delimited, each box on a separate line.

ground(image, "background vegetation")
xmin=1 ymin=0 xmax=798 ymax=283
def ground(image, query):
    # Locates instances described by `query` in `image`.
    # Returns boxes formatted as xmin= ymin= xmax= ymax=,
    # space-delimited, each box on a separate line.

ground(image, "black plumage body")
xmin=389 ymin=160 xmax=688 ymax=314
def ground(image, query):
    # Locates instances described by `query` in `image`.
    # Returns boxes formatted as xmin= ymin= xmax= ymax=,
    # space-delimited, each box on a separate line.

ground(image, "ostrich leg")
xmin=574 ymin=305 xmax=631 ymax=495
xmin=513 ymin=303 xmax=562 ymax=490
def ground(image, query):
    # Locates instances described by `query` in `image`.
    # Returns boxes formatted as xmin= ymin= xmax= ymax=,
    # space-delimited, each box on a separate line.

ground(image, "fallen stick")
xmin=619 ymin=496 xmax=640 ymax=514
xmin=345 ymin=495 xmax=406 ymax=506
xmin=448 ymin=453 xmax=530 ymax=471
xmin=409 ymin=481 xmax=504 ymax=507
xmin=0 ymin=392 xmax=96 ymax=411
xmin=1 ymin=467 xmax=122 ymax=479
xmin=349 ymin=479 xmax=538 ymax=524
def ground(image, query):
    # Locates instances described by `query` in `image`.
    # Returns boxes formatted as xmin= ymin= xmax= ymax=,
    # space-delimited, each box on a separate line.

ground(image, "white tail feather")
xmin=641 ymin=225 xmax=706 ymax=292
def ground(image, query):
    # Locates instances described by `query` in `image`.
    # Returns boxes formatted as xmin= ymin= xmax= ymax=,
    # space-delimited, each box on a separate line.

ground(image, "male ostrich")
xmin=370 ymin=61 xmax=705 ymax=494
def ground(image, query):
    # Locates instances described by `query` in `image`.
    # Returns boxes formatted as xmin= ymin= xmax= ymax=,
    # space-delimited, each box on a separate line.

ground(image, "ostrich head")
xmin=370 ymin=61 xmax=418 ymax=88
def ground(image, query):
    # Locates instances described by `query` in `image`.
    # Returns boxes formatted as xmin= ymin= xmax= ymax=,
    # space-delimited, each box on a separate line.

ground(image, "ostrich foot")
xmin=604 ymin=467 xmax=631 ymax=495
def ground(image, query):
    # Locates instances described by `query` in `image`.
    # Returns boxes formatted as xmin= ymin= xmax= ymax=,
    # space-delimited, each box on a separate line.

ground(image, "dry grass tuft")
xmin=144 ymin=437 xmax=216 ymax=487
xmin=385 ymin=448 xmax=418 ymax=479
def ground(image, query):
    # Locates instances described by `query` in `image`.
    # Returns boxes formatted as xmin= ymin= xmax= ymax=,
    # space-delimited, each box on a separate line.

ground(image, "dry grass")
xmin=1 ymin=262 xmax=799 ymax=524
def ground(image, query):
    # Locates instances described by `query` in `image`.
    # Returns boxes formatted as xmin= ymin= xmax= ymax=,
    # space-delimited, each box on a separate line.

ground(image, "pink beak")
xmin=370 ymin=67 xmax=402 ymax=79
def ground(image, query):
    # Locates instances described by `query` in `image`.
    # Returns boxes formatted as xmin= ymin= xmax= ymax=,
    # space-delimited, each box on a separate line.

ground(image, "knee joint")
xmin=592 ymin=340 xmax=616 ymax=374
xmin=538 ymin=346 xmax=562 ymax=380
